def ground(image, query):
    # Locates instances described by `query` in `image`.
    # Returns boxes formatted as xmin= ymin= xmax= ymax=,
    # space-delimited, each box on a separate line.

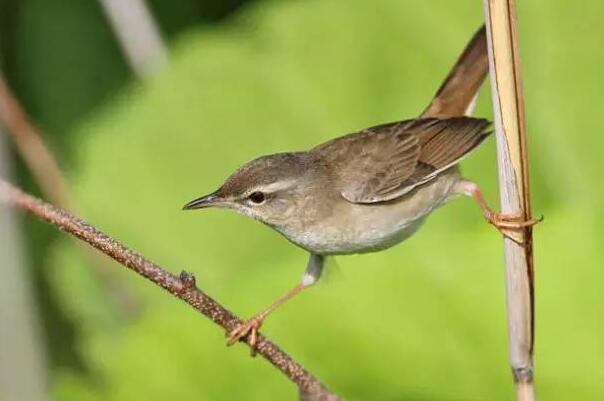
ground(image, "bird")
xmin=183 ymin=26 xmax=539 ymax=352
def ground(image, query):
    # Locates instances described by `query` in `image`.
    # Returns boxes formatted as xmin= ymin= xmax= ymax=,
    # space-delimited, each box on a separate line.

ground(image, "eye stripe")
xmin=248 ymin=179 xmax=296 ymax=194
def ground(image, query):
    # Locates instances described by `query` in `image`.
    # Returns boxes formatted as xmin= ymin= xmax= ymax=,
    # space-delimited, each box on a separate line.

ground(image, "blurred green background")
xmin=1 ymin=0 xmax=603 ymax=400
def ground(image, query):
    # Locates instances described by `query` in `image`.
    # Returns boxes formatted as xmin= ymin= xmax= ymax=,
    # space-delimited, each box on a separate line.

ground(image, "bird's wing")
xmin=315 ymin=117 xmax=491 ymax=203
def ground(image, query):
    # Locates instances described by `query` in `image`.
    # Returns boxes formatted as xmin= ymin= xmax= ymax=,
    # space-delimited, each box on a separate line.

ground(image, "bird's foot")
xmin=486 ymin=212 xmax=542 ymax=244
xmin=226 ymin=316 xmax=264 ymax=356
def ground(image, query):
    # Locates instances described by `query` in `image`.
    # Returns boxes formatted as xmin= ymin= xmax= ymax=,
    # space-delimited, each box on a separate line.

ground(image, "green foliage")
xmin=46 ymin=0 xmax=603 ymax=400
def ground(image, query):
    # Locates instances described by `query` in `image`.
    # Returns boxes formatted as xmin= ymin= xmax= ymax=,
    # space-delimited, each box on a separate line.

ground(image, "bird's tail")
xmin=422 ymin=25 xmax=488 ymax=118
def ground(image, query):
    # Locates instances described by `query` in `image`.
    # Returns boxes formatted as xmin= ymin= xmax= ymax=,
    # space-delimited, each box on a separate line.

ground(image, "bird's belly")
xmin=288 ymin=213 xmax=425 ymax=255
xmin=277 ymin=170 xmax=460 ymax=255
xmin=326 ymin=218 xmax=425 ymax=254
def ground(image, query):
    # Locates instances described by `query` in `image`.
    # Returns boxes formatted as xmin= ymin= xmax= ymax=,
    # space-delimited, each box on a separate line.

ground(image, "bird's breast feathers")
xmin=274 ymin=168 xmax=461 ymax=255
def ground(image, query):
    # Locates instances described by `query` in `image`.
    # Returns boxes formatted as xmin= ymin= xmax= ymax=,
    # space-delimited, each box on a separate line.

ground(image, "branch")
xmin=483 ymin=1 xmax=536 ymax=400
xmin=0 ymin=179 xmax=342 ymax=401
xmin=0 ymin=71 xmax=71 ymax=209
xmin=0 ymin=70 xmax=139 ymax=315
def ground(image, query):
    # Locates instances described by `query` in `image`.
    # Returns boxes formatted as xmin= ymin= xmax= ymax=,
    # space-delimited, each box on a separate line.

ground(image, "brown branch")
xmin=0 ymin=71 xmax=71 ymax=208
xmin=0 ymin=70 xmax=140 ymax=315
xmin=0 ymin=179 xmax=342 ymax=401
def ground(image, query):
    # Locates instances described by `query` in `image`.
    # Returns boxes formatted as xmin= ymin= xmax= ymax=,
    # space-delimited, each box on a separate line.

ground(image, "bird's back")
xmin=314 ymin=117 xmax=490 ymax=204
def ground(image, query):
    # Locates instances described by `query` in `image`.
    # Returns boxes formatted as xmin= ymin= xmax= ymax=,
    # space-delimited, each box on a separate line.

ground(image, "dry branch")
xmin=0 ymin=70 xmax=139 ymax=315
xmin=0 ymin=72 xmax=71 ymax=208
xmin=0 ymin=179 xmax=341 ymax=401
xmin=483 ymin=1 xmax=537 ymax=400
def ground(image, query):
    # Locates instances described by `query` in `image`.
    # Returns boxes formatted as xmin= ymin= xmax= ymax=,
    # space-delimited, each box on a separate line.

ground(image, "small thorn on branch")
xmin=179 ymin=270 xmax=196 ymax=293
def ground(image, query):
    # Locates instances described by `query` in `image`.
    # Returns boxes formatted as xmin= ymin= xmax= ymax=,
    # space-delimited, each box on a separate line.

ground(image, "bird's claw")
xmin=226 ymin=317 xmax=263 ymax=356
xmin=486 ymin=212 xmax=542 ymax=244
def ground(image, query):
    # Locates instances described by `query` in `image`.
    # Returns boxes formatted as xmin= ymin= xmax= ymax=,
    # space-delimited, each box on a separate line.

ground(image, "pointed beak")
xmin=182 ymin=191 xmax=220 ymax=210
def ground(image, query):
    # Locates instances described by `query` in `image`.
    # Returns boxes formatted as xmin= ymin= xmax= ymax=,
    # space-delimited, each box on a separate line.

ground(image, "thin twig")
xmin=483 ymin=1 xmax=537 ymax=400
xmin=0 ymin=71 xmax=71 ymax=209
xmin=0 ymin=70 xmax=139 ymax=315
xmin=0 ymin=179 xmax=342 ymax=401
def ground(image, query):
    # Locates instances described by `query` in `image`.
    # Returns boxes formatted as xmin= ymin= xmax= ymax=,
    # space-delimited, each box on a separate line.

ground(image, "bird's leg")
xmin=455 ymin=180 xmax=541 ymax=243
xmin=226 ymin=283 xmax=305 ymax=353
xmin=227 ymin=254 xmax=325 ymax=355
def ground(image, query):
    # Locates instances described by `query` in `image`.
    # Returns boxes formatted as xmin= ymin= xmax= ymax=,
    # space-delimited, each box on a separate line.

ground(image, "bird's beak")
xmin=182 ymin=191 xmax=220 ymax=210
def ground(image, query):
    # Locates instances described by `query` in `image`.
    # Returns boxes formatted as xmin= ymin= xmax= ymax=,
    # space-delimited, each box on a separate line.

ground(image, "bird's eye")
xmin=248 ymin=191 xmax=265 ymax=204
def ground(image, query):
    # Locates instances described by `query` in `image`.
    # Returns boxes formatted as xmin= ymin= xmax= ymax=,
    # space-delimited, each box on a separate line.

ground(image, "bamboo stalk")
xmin=482 ymin=1 xmax=536 ymax=400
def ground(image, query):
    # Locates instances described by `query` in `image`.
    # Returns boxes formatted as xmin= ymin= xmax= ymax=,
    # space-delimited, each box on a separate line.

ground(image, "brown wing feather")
xmin=412 ymin=117 xmax=491 ymax=168
xmin=315 ymin=120 xmax=421 ymax=203
xmin=317 ymin=117 xmax=490 ymax=204
xmin=393 ymin=117 xmax=491 ymax=196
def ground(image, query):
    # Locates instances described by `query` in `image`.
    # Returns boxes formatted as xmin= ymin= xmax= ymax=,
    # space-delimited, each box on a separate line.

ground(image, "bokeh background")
xmin=0 ymin=0 xmax=602 ymax=400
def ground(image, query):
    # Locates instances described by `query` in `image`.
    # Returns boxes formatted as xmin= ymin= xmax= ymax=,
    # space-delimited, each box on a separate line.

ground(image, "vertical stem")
xmin=98 ymin=0 xmax=167 ymax=77
xmin=482 ymin=1 xmax=536 ymax=400
xmin=0 ymin=132 xmax=48 ymax=401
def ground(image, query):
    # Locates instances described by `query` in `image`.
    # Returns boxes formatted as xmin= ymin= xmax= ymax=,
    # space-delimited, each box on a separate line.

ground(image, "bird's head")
xmin=183 ymin=152 xmax=323 ymax=227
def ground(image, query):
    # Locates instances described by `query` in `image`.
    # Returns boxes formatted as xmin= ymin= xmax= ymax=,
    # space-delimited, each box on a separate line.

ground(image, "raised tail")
xmin=421 ymin=25 xmax=488 ymax=118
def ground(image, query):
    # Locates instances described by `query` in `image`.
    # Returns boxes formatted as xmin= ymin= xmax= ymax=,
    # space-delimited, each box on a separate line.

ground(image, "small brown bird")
xmin=183 ymin=26 xmax=538 ymax=351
